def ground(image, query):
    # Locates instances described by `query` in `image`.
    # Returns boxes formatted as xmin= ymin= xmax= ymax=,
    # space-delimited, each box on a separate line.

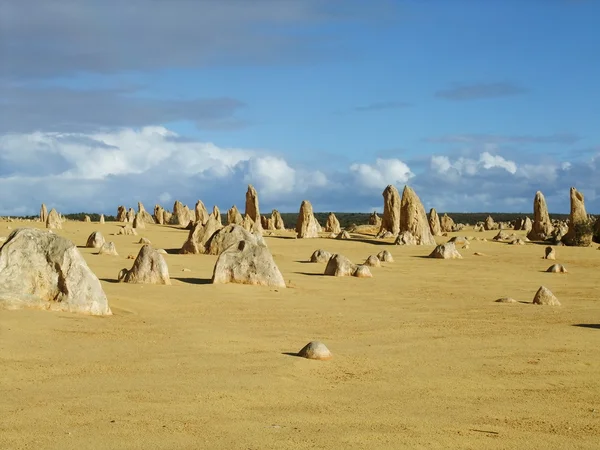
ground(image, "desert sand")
xmin=1 ymin=220 xmax=599 ymax=449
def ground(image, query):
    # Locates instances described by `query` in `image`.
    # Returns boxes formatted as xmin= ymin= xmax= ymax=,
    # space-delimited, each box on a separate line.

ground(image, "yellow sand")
xmin=1 ymin=220 xmax=599 ymax=449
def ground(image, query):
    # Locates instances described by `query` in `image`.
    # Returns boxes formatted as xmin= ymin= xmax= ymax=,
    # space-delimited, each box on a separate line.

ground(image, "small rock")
xmin=544 ymin=246 xmax=556 ymax=260
xmin=297 ymin=341 xmax=332 ymax=360
xmin=495 ymin=297 xmax=517 ymax=303
xmin=376 ymin=250 xmax=394 ymax=262
xmin=533 ymin=286 xmax=561 ymax=306
xmin=364 ymin=255 xmax=381 ymax=267
xmin=546 ymin=264 xmax=567 ymax=273
xmin=182 ymin=268 xmax=191 ymax=272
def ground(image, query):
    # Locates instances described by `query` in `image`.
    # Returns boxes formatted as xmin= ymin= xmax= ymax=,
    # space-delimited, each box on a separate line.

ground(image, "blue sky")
xmin=1 ymin=0 xmax=599 ymax=216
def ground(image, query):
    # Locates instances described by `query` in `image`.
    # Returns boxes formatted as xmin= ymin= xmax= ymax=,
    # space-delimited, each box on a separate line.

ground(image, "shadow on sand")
xmin=172 ymin=277 xmax=212 ymax=285
xmin=293 ymin=272 xmax=324 ymax=277
xmin=573 ymin=324 xmax=600 ymax=330
xmin=100 ymin=278 xmax=119 ymax=284
xmin=281 ymin=352 xmax=302 ymax=358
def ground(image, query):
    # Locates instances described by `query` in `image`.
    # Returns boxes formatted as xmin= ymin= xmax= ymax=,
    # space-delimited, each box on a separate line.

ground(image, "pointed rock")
xmin=116 ymin=206 xmax=127 ymax=222
xmin=296 ymin=200 xmax=320 ymax=238
xmin=429 ymin=208 xmax=442 ymax=236
xmin=324 ymin=213 xmax=341 ymax=234
xmin=379 ymin=185 xmax=401 ymax=236
xmin=527 ymin=191 xmax=554 ymax=240
xmin=532 ymin=286 xmax=560 ymax=306
xmin=98 ymin=242 xmax=118 ymax=256
xmin=271 ymin=209 xmax=285 ymax=230
xmin=195 ymin=200 xmax=209 ymax=225
xmin=46 ymin=208 xmax=62 ymax=229
xmin=227 ymin=205 xmax=244 ymax=225
xmin=119 ymin=245 xmax=171 ymax=285
xmin=244 ymin=185 xmax=261 ymax=226
xmin=400 ymin=186 xmax=436 ymax=245
xmin=180 ymin=216 xmax=222 ymax=254
xmin=429 ymin=243 xmax=462 ymax=259
xmin=563 ymin=187 xmax=593 ymax=246
xmin=546 ymin=264 xmax=567 ymax=273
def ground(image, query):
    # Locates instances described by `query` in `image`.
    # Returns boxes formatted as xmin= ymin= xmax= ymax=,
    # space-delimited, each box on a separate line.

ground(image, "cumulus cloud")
xmin=431 ymin=152 xmax=517 ymax=176
xmin=0 ymin=127 xmax=598 ymax=215
xmin=350 ymin=158 xmax=414 ymax=190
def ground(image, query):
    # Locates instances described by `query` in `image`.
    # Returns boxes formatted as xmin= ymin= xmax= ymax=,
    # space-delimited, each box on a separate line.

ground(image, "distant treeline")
xmin=12 ymin=212 xmax=575 ymax=228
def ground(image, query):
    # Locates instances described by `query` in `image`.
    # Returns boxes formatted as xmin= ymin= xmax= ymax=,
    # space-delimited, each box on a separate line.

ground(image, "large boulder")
xmin=118 ymin=245 xmax=171 ymax=285
xmin=227 ymin=205 xmax=243 ymax=225
xmin=563 ymin=187 xmax=593 ymax=246
xmin=429 ymin=208 xmax=442 ymax=236
xmin=399 ymin=186 xmax=436 ymax=245
xmin=46 ymin=208 xmax=62 ymax=229
xmin=0 ymin=228 xmax=111 ymax=315
xmin=205 ymin=224 xmax=265 ymax=256
xmin=212 ymin=240 xmax=285 ymax=287
xmin=527 ymin=191 xmax=554 ymax=241
xmin=195 ymin=200 xmax=209 ymax=225
xmin=296 ymin=200 xmax=320 ymax=238
xmin=86 ymin=231 xmax=105 ymax=249
xmin=180 ymin=216 xmax=222 ymax=254
xmin=324 ymin=213 xmax=341 ymax=234
xmin=378 ymin=185 xmax=400 ymax=236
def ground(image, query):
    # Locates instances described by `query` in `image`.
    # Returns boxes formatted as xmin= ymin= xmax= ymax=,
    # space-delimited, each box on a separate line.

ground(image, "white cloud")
xmin=431 ymin=151 xmax=516 ymax=176
xmin=0 ymin=127 xmax=599 ymax=215
xmin=349 ymin=158 xmax=413 ymax=190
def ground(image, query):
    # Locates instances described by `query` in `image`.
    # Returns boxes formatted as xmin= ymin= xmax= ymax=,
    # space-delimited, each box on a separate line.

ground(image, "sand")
xmin=1 ymin=220 xmax=599 ymax=449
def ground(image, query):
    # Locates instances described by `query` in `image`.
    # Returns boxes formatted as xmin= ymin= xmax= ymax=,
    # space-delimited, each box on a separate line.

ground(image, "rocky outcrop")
xmin=428 ymin=208 xmax=442 ymax=236
xmin=324 ymin=213 xmax=341 ymax=234
xmin=195 ymin=200 xmax=209 ymax=225
xmin=527 ymin=191 xmax=554 ymax=241
xmin=296 ymin=200 xmax=320 ymax=238
xmin=271 ymin=209 xmax=285 ymax=230
xmin=563 ymin=187 xmax=593 ymax=246
xmin=244 ymin=185 xmax=261 ymax=226
xmin=211 ymin=240 xmax=285 ymax=287
xmin=46 ymin=208 xmax=62 ymax=229
xmin=369 ymin=211 xmax=382 ymax=227
xmin=378 ymin=185 xmax=400 ymax=236
xmin=324 ymin=254 xmax=372 ymax=278
xmin=86 ymin=231 xmax=105 ymax=249
xmin=440 ymin=214 xmax=455 ymax=233
xmin=0 ymin=228 xmax=111 ymax=315
xmin=137 ymin=202 xmax=155 ymax=224
xmin=119 ymin=245 xmax=171 ymax=285
xmin=399 ymin=186 xmax=436 ymax=245
xmin=40 ymin=204 xmax=48 ymax=223
xmin=205 ymin=224 xmax=265 ymax=256
xmin=116 ymin=206 xmax=127 ymax=222
xmin=180 ymin=216 xmax=222 ymax=254
xmin=227 ymin=205 xmax=243 ymax=225
xmin=154 ymin=205 xmax=165 ymax=225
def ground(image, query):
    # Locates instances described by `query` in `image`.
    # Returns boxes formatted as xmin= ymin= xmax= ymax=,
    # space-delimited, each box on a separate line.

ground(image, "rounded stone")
xmin=297 ymin=341 xmax=332 ymax=360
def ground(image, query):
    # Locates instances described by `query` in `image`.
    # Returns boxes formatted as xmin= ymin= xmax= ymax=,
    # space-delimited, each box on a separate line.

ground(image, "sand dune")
xmin=1 ymin=220 xmax=599 ymax=449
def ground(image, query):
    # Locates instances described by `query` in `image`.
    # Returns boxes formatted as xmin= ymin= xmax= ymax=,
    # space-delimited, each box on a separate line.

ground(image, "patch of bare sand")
xmin=1 ymin=221 xmax=599 ymax=449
